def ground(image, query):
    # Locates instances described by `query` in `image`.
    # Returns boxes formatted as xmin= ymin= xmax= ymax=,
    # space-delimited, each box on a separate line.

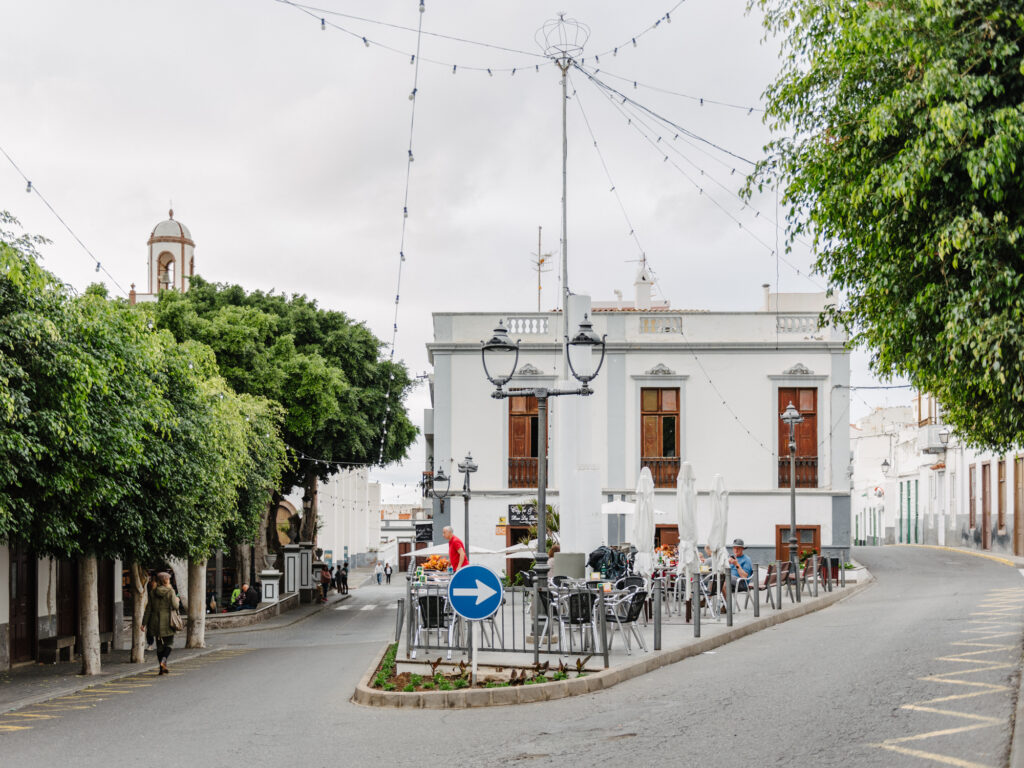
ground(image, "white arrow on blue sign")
xmin=447 ymin=565 xmax=503 ymax=621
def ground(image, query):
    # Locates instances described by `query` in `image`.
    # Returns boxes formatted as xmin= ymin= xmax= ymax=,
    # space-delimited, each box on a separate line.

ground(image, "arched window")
xmin=157 ymin=252 xmax=175 ymax=291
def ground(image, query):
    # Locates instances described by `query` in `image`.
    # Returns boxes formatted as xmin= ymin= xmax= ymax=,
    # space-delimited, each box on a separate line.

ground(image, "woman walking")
xmin=384 ymin=562 xmax=393 ymax=585
xmin=142 ymin=572 xmax=181 ymax=675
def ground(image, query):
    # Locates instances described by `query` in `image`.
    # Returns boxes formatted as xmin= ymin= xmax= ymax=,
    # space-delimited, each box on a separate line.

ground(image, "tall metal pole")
xmin=535 ymin=393 xmax=550 ymax=592
xmin=789 ymin=424 xmax=801 ymax=603
xmin=558 ymin=58 xmax=570 ymax=379
xmin=537 ymin=226 xmax=542 ymax=312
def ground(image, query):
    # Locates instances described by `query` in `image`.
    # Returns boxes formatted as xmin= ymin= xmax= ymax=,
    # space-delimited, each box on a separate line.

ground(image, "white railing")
xmin=639 ymin=315 xmax=682 ymax=334
xmin=776 ymin=315 xmax=818 ymax=334
xmin=507 ymin=316 xmax=549 ymax=335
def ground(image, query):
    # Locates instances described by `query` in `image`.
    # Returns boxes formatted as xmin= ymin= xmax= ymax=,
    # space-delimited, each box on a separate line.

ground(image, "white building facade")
xmin=424 ymin=282 xmax=852 ymax=572
xmin=287 ymin=468 xmax=381 ymax=568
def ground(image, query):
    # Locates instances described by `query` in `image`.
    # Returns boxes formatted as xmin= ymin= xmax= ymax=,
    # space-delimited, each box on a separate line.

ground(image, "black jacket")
xmin=243 ymin=586 xmax=260 ymax=608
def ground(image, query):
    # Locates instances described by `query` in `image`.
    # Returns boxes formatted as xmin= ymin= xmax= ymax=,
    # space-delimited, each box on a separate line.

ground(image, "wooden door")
xmin=56 ymin=559 xmax=78 ymax=638
xmin=655 ymin=525 xmax=679 ymax=548
xmin=97 ymin=560 xmax=114 ymax=635
xmin=774 ymin=525 xmax=820 ymax=562
xmin=9 ymin=545 xmax=36 ymax=663
xmin=778 ymin=388 xmax=818 ymax=487
xmin=981 ymin=463 xmax=991 ymax=550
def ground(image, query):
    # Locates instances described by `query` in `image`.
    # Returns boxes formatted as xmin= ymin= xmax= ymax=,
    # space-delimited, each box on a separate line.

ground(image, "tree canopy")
xmin=152 ymin=277 xmax=418 ymax=490
xmin=0 ymin=214 xmax=287 ymax=563
xmin=750 ymin=0 xmax=1024 ymax=450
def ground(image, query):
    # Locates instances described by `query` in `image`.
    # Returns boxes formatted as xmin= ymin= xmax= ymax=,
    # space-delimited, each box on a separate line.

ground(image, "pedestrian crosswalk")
xmin=333 ymin=600 xmax=395 ymax=612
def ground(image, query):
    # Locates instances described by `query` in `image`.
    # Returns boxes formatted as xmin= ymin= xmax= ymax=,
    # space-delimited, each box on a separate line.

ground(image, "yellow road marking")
xmin=873 ymin=743 xmax=994 ymax=768
xmin=884 ymin=722 xmax=995 ymax=743
xmin=900 ymin=544 xmax=1015 ymax=567
xmin=0 ymin=713 xmax=58 ymax=719
xmin=0 ymin=725 xmax=32 ymax=732
xmin=901 ymin=705 xmax=1001 ymax=723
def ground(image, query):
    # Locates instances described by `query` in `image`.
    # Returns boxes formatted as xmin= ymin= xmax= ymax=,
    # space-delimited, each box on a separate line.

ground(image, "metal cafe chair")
xmin=603 ymin=587 xmax=649 ymax=654
xmin=411 ymin=593 xmax=458 ymax=660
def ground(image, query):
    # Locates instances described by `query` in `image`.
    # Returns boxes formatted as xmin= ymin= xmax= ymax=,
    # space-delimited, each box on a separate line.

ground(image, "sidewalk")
xmin=0 ymin=590 xmax=351 ymax=714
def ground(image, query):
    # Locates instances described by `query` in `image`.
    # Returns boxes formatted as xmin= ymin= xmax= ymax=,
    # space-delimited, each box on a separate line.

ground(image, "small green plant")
xmin=439 ymin=681 xmax=453 ymax=691
xmin=410 ymin=674 xmax=423 ymax=686
xmin=532 ymin=675 xmax=547 ymax=684
xmin=553 ymin=670 xmax=568 ymax=681
xmin=454 ymin=678 xmax=469 ymax=689
xmin=373 ymin=673 xmax=386 ymax=688
xmin=525 ymin=679 xmax=535 ymax=685
xmin=402 ymin=684 xmax=415 ymax=692
xmin=485 ymin=681 xmax=510 ymax=688
xmin=383 ymin=683 xmax=396 ymax=691
xmin=433 ymin=672 xmax=444 ymax=685
xmin=422 ymin=682 xmax=435 ymax=690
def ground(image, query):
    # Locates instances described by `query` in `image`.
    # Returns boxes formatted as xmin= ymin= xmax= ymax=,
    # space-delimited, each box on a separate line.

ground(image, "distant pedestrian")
xmin=145 ymin=573 xmax=158 ymax=649
xmin=374 ymin=561 xmax=383 ymax=585
xmin=142 ymin=572 xmax=180 ymax=676
xmin=384 ymin=562 xmax=393 ymax=585
xmin=319 ymin=566 xmax=331 ymax=602
xmin=333 ymin=565 xmax=342 ymax=592
xmin=340 ymin=563 xmax=349 ymax=594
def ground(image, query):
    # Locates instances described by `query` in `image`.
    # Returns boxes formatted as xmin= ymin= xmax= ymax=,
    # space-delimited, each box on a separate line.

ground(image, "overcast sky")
xmin=1 ymin=0 xmax=910 ymax=502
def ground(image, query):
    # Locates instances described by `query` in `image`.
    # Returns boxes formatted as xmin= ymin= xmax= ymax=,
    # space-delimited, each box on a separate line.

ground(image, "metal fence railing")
xmin=400 ymin=554 xmax=851 ymax=664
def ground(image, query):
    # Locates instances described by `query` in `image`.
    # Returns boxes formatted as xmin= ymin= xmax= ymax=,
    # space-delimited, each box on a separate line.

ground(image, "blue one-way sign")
xmin=447 ymin=565 xmax=503 ymax=621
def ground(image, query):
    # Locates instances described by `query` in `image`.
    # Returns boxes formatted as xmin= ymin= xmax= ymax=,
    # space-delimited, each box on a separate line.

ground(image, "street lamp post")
xmin=780 ymin=402 xmax=804 ymax=603
xmin=425 ymin=466 xmax=453 ymax=550
xmin=481 ymin=316 xmax=606 ymax=597
xmin=458 ymin=453 xmax=478 ymax=552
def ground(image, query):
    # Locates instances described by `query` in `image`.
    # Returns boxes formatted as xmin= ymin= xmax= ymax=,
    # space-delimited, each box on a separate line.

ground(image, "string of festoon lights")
xmin=0 ymin=144 xmax=129 ymax=296
xmin=275 ymin=0 xmax=689 ymax=77
xmin=577 ymin=69 xmax=821 ymax=263
xmin=377 ymin=0 xmax=426 ymax=467
xmin=572 ymin=65 xmax=826 ymax=290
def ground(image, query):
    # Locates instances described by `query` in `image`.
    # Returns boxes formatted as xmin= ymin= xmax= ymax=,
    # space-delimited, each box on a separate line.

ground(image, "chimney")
xmin=634 ymin=263 xmax=653 ymax=310
xmin=762 ymin=283 xmax=771 ymax=311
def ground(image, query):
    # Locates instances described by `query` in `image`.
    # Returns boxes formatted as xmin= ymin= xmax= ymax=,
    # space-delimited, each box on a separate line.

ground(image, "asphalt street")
xmin=2 ymin=548 xmax=1022 ymax=768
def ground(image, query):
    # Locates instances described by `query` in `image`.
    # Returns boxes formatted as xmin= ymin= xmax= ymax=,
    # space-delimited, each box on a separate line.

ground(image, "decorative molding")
xmin=515 ymin=363 xmax=544 ymax=376
xmin=644 ymin=362 xmax=677 ymax=376
xmin=783 ymin=362 xmax=814 ymax=376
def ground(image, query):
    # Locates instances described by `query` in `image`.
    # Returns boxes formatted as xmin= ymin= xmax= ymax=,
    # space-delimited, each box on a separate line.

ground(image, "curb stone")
xmin=351 ymin=574 xmax=875 ymax=708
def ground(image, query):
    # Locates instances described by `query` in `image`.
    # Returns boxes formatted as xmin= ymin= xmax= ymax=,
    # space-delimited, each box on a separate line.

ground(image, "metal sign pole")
xmin=471 ymin=621 xmax=478 ymax=686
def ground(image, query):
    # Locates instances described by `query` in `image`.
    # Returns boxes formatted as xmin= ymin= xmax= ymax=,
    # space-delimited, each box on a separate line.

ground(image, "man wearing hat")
xmin=728 ymin=538 xmax=753 ymax=591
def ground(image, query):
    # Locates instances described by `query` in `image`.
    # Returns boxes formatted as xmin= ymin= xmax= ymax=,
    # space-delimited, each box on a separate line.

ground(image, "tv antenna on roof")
xmin=530 ymin=226 xmax=553 ymax=312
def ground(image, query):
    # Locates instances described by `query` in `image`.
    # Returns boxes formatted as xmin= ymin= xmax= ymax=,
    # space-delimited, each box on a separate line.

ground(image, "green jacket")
xmin=143 ymin=585 xmax=181 ymax=637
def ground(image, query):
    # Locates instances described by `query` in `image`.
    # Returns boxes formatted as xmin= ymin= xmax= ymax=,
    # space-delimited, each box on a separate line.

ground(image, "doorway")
xmin=982 ymin=463 xmax=991 ymax=550
xmin=774 ymin=525 xmax=821 ymax=562
xmin=9 ymin=544 xmax=37 ymax=664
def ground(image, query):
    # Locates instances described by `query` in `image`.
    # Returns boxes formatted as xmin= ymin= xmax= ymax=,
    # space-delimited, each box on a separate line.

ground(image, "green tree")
xmin=749 ymin=0 xmax=1024 ymax=449
xmin=152 ymin=277 xmax=418 ymax=555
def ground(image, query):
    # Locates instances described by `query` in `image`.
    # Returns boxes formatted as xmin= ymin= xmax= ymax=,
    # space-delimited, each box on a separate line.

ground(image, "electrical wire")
xmin=576 ymin=68 xmax=825 ymax=290
xmin=377 ymin=0 xmax=426 ymax=467
xmin=0 ymin=144 xmax=129 ymax=296
xmin=276 ymin=0 xmax=554 ymax=74
xmin=589 ymin=1 xmax=687 ymax=60
xmin=278 ymin=0 xmax=545 ymax=58
xmin=584 ymin=67 xmax=764 ymax=113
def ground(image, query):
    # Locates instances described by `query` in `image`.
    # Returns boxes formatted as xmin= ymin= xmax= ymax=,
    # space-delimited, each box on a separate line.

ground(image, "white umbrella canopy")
xmin=414 ymin=543 xmax=498 ymax=557
xmin=632 ymin=467 xmax=657 ymax=576
xmin=707 ymin=474 xmax=729 ymax=574
xmin=676 ymin=462 xmax=700 ymax=597
xmin=601 ymin=499 xmax=636 ymax=515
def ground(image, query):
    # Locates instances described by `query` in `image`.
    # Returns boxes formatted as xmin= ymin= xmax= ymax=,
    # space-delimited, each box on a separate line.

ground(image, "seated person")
xmin=229 ymin=585 xmax=242 ymax=611
xmin=206 ymin=591 xmax=218 ymax=614
xmin=243 ymin=583 xmax=260 ymax=609
xmin=728 ymin=539 xmax=753 ymax=590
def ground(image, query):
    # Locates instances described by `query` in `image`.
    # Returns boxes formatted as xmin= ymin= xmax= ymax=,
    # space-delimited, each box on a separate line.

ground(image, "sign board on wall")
xmin=415 ymin=523 xmax=433 ymax=543
xmin=508 ymin=504 xmax=537 ymax=526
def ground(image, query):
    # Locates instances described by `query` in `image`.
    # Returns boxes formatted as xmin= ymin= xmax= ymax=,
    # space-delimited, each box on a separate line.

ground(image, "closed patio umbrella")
xmin=675 ymin=462 xmax=699 ymax=598
xmin=632 ymin=467 xmax=656 ymax=577
xmin=707 ymin=474 xmax=729 ymax=575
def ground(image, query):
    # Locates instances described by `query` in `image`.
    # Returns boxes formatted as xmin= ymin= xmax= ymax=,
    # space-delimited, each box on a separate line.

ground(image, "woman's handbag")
xmin=169 ymin=598 xmax=185 ymax=632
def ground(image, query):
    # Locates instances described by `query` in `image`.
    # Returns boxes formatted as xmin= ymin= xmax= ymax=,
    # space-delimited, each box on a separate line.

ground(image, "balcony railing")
xmin=778 ymin=457 xmax=818 ymax=488
xmin=508 ymin=457 xmax=546 ymax=488
xmin=641 ymin=457 xmax=680 ymax=488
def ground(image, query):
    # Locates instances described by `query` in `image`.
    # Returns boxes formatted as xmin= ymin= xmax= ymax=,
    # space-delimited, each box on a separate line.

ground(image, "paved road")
xmin=2 ymin=548 xmax=1022 ymax=768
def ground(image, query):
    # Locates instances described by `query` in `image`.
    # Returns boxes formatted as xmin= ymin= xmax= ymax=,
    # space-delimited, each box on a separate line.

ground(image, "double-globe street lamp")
xmin=425 ymin=464 xmax=454 ymax=551
xmin=780 ymin=401 xmax=803 ymax=603
xmin=480 ymin=315 xmax=607 ymax=596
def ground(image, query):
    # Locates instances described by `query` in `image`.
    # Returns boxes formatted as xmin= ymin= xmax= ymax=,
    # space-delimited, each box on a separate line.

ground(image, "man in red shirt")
xmin=443 ymin=526 xmax=468 ymax=571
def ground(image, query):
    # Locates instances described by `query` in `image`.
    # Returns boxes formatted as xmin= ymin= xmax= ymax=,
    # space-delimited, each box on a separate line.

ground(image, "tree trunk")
xmin=300 ymin=473 xmax=319 ymax=543
xmin=78 ymin=556 xmax=101 ymax=675
xmin=130 ymin=562 xmax=148 ymax=663
xmin=235 ymin=543 xmax=252 ymax=589
xmin=186 ymin=557 xmax=206 ymax=649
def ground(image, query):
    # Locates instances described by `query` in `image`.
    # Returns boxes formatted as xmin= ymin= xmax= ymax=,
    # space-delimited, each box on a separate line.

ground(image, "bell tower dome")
xmin=146 ymin=209 xmax=194 ymax=294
